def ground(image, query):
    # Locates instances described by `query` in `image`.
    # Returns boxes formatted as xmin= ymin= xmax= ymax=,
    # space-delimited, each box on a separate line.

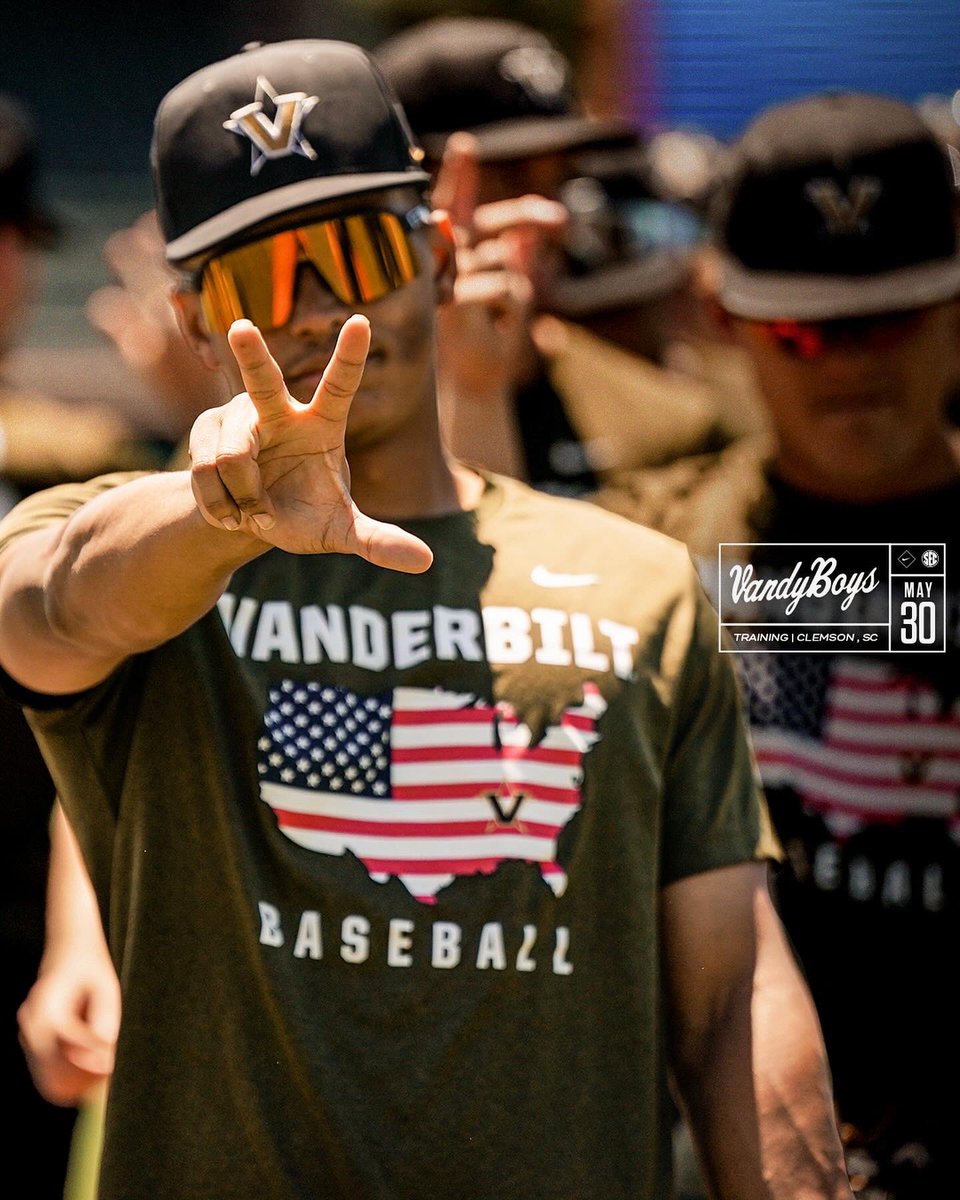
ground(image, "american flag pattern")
xmin=740 ymin=654 xmax=960 ymax=839
xmin=257 ymin=680 xmax=607 ymax=904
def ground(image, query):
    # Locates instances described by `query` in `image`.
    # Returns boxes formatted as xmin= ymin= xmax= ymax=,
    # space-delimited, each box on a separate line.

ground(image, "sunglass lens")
xmin=765 ymin=321 xmax=826 ymax=358
xmin=759 ymin=309 xmax=925 ymax=359
xmin=201 ymin=211 xmax=421 ymax=334
xmin=202 ymin=238 xmax=294 ymax=333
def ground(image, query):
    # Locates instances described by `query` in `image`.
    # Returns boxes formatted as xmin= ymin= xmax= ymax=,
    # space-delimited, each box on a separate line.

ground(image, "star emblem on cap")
xmin=223 ymin=75 xmax=319 ymax=176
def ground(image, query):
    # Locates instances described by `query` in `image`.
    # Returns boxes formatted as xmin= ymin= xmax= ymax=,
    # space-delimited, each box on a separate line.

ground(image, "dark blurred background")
xmin=2 ymin=0 xmax=958 ymax=409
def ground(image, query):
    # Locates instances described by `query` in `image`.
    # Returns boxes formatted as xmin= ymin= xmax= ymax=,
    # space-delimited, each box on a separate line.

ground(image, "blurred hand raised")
xmin=432 ymin=132 xmax=567 ymax=397
xmin=86 ymin=211 xmax=227 ymax=437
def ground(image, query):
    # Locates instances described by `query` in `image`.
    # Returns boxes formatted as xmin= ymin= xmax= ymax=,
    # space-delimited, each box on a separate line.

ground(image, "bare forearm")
xmin=42 ymin=805 xmax=110 ymax=966
xmin=672 ymin=927 xmax=850 ymax=1198
xmin=18 ymin=804 xmax=120 ymax=1106
xmin=438 ymin=383 xmax=527 ymax=480
xmin=44 ymin=468 xmax=268 ymax=641
xmin=0 ymin=470 xmax=266 ymax=693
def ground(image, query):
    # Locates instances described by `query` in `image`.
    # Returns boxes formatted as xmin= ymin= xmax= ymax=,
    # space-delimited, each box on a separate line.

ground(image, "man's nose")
xmin=288 ymin=263 xmax=353 ymax=335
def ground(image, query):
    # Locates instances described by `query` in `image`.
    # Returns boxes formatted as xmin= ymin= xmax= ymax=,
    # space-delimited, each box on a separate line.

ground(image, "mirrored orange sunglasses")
xmin=194 ymin=204 xmax=430 ymax=334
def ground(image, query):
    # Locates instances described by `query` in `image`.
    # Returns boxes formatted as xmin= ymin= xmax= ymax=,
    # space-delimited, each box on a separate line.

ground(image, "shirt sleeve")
xmin=660 ymin=561 xmax=781 ymax=886
xmin=0 ymin=471 xmax=156 ymax=712
xmin=0 ymin=470 xmax=155 ymax=556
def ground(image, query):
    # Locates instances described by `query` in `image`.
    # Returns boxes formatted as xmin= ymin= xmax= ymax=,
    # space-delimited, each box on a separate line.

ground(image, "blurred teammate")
xmin=0 ymin=92 xmax=125 ymax=1199
xmin=0 ymin=40 xmax=852 ymax=1200
xmin=663 ymin=92 xmax=960 ymax=1199
xmin=376 ymin=17 xmax=762 ymax=500
xmin=374 ymin=16 xmax=633 ymax=207
xmin=84 ymin=209 xmax=228 ymax=446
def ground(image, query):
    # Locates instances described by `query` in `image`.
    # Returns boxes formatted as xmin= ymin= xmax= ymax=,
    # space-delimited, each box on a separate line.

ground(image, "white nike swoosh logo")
xmin=531 ymin=565 xmax=601 ymax=589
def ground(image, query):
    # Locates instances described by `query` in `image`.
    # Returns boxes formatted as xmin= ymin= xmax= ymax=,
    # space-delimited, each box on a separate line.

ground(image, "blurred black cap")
xmin=546 ymin=143 xmax=700 ymax=318
xmin=0 ymin=94 xmax=59 ymax=246
xmin=712 ymin=91 xmax=960 ymax=319
xmin=375 ymin=17 xmax=634 ymax=164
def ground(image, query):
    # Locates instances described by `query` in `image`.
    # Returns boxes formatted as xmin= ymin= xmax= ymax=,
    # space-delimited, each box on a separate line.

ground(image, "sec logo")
xmin=922 ymin=549 xmax=940 ymax=568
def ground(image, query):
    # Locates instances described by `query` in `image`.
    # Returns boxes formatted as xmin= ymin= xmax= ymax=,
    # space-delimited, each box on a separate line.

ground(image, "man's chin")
xmin=806 ymin=445 xmax=918 ymax=495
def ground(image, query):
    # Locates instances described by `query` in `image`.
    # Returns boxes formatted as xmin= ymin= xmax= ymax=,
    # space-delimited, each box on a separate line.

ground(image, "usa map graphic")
xmin=257 ymin=681 xmax=606 ymax=903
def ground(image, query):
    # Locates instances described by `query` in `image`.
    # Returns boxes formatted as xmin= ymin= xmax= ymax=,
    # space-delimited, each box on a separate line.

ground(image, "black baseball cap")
xmin=374 ymin=17 xmax=633 ymax=164
xmin=152 ymin=40 xmax=430 ymax=264
xmin=0 ymin=94 xmax=59 ymax=245
xmin=546 ymin=147 xmax=698 ymax=318
xmin=712 ymin=91 xmax=960 ymax=320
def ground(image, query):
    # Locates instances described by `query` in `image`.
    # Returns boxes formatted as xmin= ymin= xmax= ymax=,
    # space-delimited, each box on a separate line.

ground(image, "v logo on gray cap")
xmin=805 ymin=177 xmax=882 ymax=235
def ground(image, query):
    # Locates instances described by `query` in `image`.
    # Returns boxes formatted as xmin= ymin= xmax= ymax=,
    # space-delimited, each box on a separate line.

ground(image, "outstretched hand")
xmin=188 ymin=316 xmax=433 ymax=573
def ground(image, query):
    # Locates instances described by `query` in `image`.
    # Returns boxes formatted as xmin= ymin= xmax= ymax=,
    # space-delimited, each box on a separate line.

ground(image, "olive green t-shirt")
xmin=0 ymin=472 xmax=775 ymax=1200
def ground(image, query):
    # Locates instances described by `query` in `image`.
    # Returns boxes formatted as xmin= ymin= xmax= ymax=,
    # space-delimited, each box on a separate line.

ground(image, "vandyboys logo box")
xmin=717 ymin=543 xmax=946 ymax=653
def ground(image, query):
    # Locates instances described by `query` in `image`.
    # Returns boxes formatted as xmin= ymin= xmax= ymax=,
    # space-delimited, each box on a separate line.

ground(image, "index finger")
xmin=227 ymin=319 xmax=293 ymax=421
xmin=431 ymin=132 xmax=480 ymax=235
xmin=310 ymin=314 xmax=371 ymax=421
xmin=472 ymin=195 xmax=568 ymax=241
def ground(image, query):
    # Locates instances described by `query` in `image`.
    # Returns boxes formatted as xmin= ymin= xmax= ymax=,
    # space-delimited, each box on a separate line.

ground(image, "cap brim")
xmin=547 ymin=249 xmax=692 ymax=318
xmin=718 ymin=254 xmax=960 ymax=320
xmin=165 ymin=170 xmax=430 ymax=263
xmin=421 ymin=116 xmax=635 ymax=165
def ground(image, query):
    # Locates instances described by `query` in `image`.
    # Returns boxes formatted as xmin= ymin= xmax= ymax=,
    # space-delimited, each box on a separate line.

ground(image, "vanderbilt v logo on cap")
xmin=805 ymin=176 xmax=882 ymax=236
xmin=497 ymin=44 xmax=569 ymax=104
xmin=223 ymin=76 xmax=319 ymax=175
xmin=151 ymin=39 xmax=429 ymax=265
xmin=712 ymin=91 xmax=960 ymax=320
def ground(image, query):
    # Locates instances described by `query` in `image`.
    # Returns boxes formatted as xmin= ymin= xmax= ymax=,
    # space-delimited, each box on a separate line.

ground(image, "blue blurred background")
xmin=633 ymin=0 xmax=959 ymax=136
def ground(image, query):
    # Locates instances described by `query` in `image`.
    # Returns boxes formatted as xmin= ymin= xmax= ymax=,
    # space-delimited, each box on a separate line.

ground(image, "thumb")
xmin=60 ymin=1034 xmax=115 ymax=1080
xmin=348 ymin=509 xmax=434 ymax=575
xmin=530 ymin=313 xmax=571 ymax=359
